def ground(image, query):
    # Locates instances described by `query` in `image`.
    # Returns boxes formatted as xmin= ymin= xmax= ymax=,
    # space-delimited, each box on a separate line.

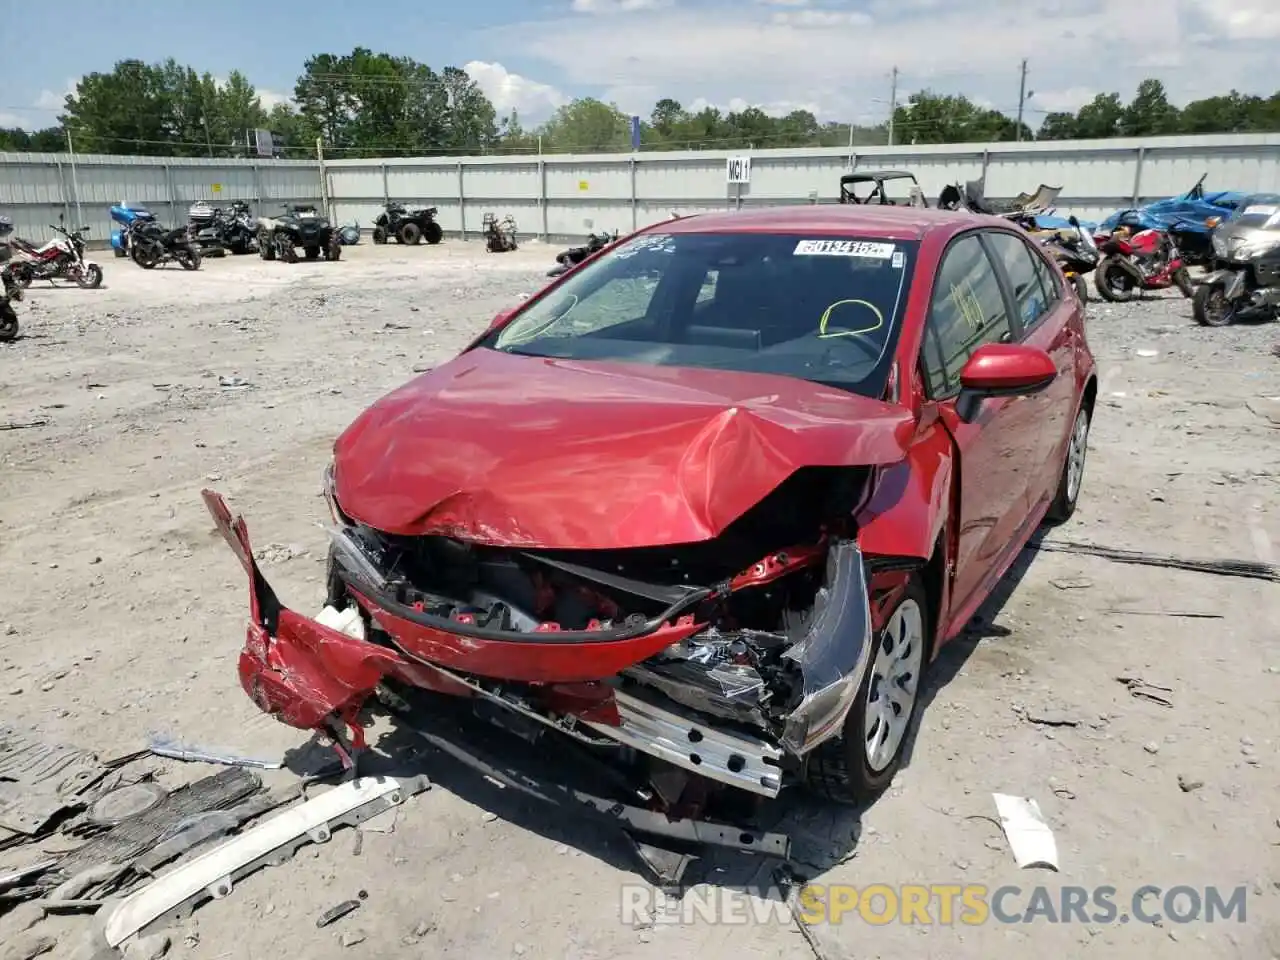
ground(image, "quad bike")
xmin=0 ymin=217 xmax=21 ymax=342
xmin=372 ymin=202 xmax=443 ymax=245
xmin=256 ymin=204 xmax=342 ymax=263
xmin=1092 ymin=226 xmax=1192 ymax=302
xmin=483 ymin=213 xmax=518 ymax=253
xmin=1193 ymin=193 xmax=1280 ymax=327
xmin=839 ymin=170 xmax=928 ymax=207
xmin=9 ymin=220 xmax=103 ymax=289
xmin=547 ymin=230 xmax=618 ymax=277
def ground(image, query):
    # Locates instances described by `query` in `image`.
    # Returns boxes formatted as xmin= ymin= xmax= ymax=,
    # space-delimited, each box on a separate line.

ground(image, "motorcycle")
xmin=547 ymin=230 xmax=618 ymax=277
xmin=1092 ymin=226 xmax=1193 ymax=302
xmin=9 ymin=221 xmax=103 ymax=289
xmin=127 ymin=217 xmax=201 ymax=270
xmin=110 ymin=203 xmax=157 ymax=259
xmin=0 ymin=216 xmax=21 ymax=342
xmin=1040 ymin=216 xmax=1099 ymax=303
xmin=187 ymin=201 xmax=258 ymax=257
xmin=1193 ymin=193 xmax=1280 ymax=327
xmin=1098 ymin=173 xmax=1246 ymax=269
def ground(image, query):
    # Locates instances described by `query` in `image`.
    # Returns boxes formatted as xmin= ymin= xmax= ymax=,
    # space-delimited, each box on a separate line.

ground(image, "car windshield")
xmin=1229 ymin=194 xmax=1280 ymax=229
xmin=484 ymin=230 xmax=918 ymax=396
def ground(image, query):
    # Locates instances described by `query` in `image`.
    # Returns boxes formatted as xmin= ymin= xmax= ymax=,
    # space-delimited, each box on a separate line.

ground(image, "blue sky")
xmin=2 ymin=0 xmax=1277 ymax=133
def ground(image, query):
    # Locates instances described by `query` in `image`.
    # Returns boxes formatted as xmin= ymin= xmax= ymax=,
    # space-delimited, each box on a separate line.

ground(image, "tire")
xmin=325 ymin=237 xmax=342 ymax=261
xmin=132 ymin=246 xmax=158 ymax=269
xmin=1192 ymin=281 xmax=1235 ymax=327
xmin=0 ymin=302 xmax=17 ymax=342
xmin=304 ymin=246 xmax=321 ymax=261
xmin=11 ymin=265 xmax=32 ymax=289
xmin=1070 ymin=273 xmax=1088 ymax=304
xmin=1045 ymin=402 xmax=1091 ymax=524
xmin=805 ymin=577 xmax=930 ymax=805
xmin=372 ymin=226 xmax=388 ymax=244
xmin=77 ymin=263 xmax=103 ymax=289
xmin=1173 ymin=267 xmax=1194 ymax=299
xmin=279 ymin=240 xmax=298 ymax=264
xmin=259 ymin=233 xmax=275 ymax=261
xmin=176 ymin=248 xmax=201 ymax=271
xmin=398 ymin=221 xmax=422 ymax=245
xmin=1093 ymin=257 xmax=1139 ymax=303
xmin=423 ymin=220 xmax=443 ymax=245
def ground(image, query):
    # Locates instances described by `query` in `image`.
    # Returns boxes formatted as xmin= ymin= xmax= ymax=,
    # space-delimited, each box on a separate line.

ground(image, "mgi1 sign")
xmin=726 ymin=156 xmax=752 ymax=184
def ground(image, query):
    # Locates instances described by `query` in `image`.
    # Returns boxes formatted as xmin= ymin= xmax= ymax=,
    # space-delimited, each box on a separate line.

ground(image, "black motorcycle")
xmin=1040 ymin=216 xmax=1100 ymax=303
xmin=128 ymin=219 xmax=202 ymax=270
xmin=372 ymin=201 xmax=443 ymax=245
xmin=547 ymin=230 xmax=618 ymax=277
xmin=1194 ymin=192 xmax=1280 ymax=327
xmin=0 ymin=216 xmax=21 ymax=342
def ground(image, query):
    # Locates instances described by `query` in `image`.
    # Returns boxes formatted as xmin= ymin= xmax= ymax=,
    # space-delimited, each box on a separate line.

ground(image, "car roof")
xmin=659 ymin=204 xmax=994 ymax=240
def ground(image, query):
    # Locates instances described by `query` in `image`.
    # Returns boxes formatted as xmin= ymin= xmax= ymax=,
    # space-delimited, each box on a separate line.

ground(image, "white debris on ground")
xmin=0 ymin=243 xmax=1276 ymax=960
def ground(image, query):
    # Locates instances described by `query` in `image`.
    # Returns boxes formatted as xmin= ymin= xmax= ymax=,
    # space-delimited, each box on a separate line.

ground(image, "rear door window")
xmin=985 ymin=232 xmax=1053 ymax=332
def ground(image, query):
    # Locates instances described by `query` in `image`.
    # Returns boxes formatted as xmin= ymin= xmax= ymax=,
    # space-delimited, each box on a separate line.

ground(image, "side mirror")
xmin=1068 ymin=215 xmax=1079 ymax=227
xmin=956 ymin=343 xmax=1056 ymax=423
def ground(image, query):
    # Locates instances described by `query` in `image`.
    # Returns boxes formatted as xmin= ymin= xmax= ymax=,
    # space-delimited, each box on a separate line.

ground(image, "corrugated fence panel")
xmin=5 ymin=135 xmax=1280 ymax=244
xmin=386 ymin=165 xmax=457 ymax=205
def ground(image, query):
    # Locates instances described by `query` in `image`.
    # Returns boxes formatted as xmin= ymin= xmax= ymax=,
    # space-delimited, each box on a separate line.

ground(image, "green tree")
xmin=540 ymin=98 xmax=630 ymax=152
xmin=649 ymin=98 xmax=685 ymax=140
xmin=893 ymin=90 xmax=1028 ymax=144
xmin=1072 ymin=92 xmax=1123 ymax=139
xmin=1036 ymin=111 xmax=1078 ymax=140
xmin=1120 ymin=79 xmax=1180 ymax=136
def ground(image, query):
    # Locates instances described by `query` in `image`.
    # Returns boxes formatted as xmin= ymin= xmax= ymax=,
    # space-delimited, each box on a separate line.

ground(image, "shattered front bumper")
xmin=202 ymin=490 xmax=876 ymax=799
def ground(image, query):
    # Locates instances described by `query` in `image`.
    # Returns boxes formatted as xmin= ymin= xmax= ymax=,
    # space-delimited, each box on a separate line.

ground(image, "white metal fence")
xmin=0 ymin=152 xmax=321 ymax=245
xmin=3 ymin=134 xmax=1278 ymax=246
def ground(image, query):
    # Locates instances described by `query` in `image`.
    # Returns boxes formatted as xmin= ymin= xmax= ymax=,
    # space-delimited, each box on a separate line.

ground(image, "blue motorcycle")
xmin=1098 ymin=174 xmax=1246 ymax=268
xmin=110 ymin=203 xmax=157 ymax=259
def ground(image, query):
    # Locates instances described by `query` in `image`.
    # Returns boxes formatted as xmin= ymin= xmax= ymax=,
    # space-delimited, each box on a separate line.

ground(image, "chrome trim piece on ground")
xmin=583 ymin=689 xmax=784 ymax=798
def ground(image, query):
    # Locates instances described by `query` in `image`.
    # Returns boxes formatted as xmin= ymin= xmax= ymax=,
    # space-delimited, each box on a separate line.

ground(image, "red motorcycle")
xmin=1092 ymin=226 xmax=1193 ymax=302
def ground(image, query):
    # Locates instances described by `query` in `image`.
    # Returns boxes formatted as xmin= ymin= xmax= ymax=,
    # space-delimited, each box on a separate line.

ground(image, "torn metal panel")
xmin=98 ymin=775 xmax=429 ymax=948
xmin=0 ymin=724 xmax=109 ymax=838
xmin=46 ymin=768 xmax=262 ymax=888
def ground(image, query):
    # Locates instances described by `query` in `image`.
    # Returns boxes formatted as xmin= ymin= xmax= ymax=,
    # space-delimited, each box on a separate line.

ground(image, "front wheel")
xmin=11 ymin=265 xmax=33 ymax=289
xmin=1193 ymin=281 xmax=1235 ymax=327
xmin=399 ymin=222 xmax=423 ymax=245
xmin=0 ymin=302 xmax=18 ymax=342
xmin=423 ymin=220 xmax=443 ymax=245
xmin=1093 ymin=257 xmax=1140 ymax=302
xmin=804 ymin=578 xmax=930 ymax=805
xmin=1174 ymin=267 xmax=1194 ymax=299
xmin=77 ymin=263 xmax=103 ymax=289
xmin=1070 ymin=272 xmax=1088 ymax=304
xmin=372 ymin=225 xmax=387 ymax=244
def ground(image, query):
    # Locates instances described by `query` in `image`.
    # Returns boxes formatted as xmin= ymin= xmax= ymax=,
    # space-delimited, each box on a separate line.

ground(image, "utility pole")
xmin=65 ymin=128 xmax=83 ymax=229
xmin=1016 ymin=58 xmax=1029 ymax=141
xmin=887 ymin=66 xmax=899 ymax=146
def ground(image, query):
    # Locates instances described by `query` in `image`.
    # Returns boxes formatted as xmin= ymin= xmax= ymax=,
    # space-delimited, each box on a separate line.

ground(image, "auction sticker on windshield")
xmin=794 ymin=239 xmax=896 ymax=258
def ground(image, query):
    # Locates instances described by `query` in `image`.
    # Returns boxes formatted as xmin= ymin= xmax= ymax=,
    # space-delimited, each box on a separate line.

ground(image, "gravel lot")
xmin=0 ymin=240 xmax=1277 ymax=960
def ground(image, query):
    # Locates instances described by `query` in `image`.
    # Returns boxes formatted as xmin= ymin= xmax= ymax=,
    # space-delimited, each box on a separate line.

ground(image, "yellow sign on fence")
xmin=211 ymin=183 xmax=222 ymax=194
xmin=578 ymin=180 xmax=589 ymax=192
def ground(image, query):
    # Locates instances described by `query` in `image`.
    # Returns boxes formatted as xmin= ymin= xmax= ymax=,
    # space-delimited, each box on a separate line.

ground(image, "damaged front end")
xmin=203 ymin=465 xmax=883 ymax=801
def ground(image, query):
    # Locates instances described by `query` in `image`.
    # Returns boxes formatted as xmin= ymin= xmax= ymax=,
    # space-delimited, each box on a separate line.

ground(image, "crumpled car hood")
xmin=332 ymin=348 xmax=914 ymax=550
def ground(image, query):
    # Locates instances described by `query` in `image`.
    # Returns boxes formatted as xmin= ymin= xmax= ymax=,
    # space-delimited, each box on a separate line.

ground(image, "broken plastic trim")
xmin=326 ymin=523 xmax=714 ymax=644
xmin=779 ymin=539 xmax=873 ymax=755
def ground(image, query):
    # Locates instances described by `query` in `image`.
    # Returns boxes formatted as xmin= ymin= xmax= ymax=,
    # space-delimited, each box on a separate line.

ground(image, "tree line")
xmin=2 ymin=51 xmax=1278 ymax=158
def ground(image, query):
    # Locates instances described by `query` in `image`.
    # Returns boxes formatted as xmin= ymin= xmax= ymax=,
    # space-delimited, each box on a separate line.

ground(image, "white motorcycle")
xmin=10 ymin=218 xmax=103 ymax=289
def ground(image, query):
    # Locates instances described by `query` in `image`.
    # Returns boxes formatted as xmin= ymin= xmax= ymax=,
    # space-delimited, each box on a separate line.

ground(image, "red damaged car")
xmin=205 ymin=204 xmax=1096 ymax=808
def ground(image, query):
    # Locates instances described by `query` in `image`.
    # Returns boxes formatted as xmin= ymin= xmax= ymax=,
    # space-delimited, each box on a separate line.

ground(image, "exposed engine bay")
xmin=206 ymin=462 xmax=899 ymax=813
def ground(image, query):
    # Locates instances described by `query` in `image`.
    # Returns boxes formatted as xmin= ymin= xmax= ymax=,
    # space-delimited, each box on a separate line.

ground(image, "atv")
xmin=256 ymin=203 xmax=342 ymax=263
xmin=372 ymin=201 xmax=443 ymax=246
xmin=483 ymin=213 xmax=518 ymax=253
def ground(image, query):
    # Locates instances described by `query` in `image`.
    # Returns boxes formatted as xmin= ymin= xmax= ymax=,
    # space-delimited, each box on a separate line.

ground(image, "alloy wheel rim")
xmin=1066 ymin=410 xmax=1088 ymax=504
xmin=863 ymin=598 xmax=925 ymax=773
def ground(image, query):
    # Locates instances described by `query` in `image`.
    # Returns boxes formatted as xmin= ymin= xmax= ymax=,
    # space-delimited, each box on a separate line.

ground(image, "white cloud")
xmin=257 ymin=89 xmax=291 ymax=110
xmin=34 ymin=79 xmax=76 ymax=113
xmin=1031 ymin=86 xmax=1098 ymax=113
xmin=0 ymin=111 xmax=26 ymax=128
xmin=571 ymin=0 xmax=673 ymax=12
xmin=464 ymin=60 xmax=568 ymax=121
xmin=488 ymin=0 xmax=1275 ymax=127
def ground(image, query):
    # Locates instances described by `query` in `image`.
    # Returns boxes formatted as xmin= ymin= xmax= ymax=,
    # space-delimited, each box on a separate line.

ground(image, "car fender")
xmin=854 ymin=418 xmax=954 ymax=562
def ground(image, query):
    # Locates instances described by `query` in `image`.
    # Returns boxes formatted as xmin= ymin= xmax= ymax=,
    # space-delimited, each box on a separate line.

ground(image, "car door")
xmin=918 ymin=232 xmax=1037 ymax=620
xmin=983 ymin=230 xmax=1078 ymax=512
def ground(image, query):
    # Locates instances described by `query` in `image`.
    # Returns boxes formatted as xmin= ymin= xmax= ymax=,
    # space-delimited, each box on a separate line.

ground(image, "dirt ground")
xmin=1 ymin=240 xmax=1277 ymax=960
